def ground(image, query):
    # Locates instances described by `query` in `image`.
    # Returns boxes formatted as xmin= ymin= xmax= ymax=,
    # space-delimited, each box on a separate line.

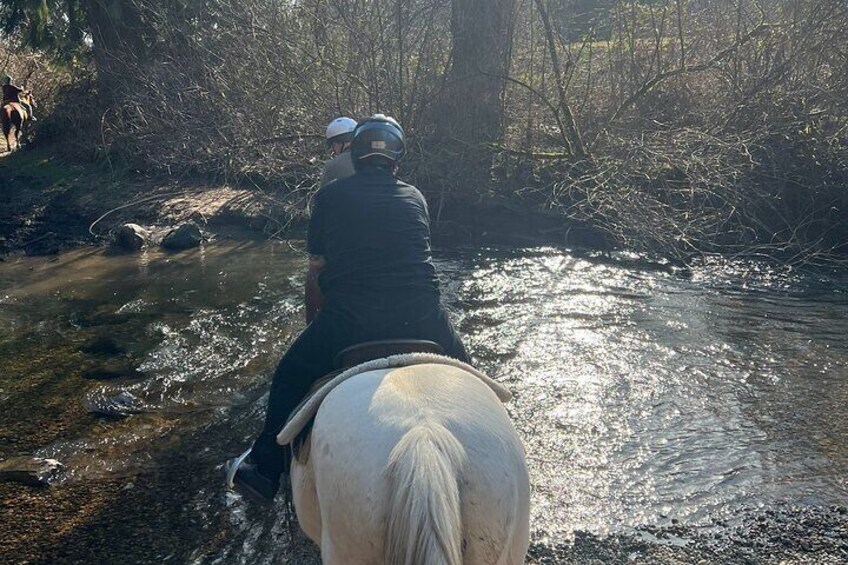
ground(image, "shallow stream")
xmin=1 ymin=242 xmax=846 ymax=563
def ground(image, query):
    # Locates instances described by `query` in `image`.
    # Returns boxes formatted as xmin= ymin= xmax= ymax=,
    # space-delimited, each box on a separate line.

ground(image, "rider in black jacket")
xmin=230 ymin=114 xmax=470 ymax=502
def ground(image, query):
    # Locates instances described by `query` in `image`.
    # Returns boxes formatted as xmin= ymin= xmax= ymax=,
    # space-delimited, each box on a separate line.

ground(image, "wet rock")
xmin=84 ymin=390 xmax=145 ymax=417
xmin=0 ymin=456 xmax=63 ymax=486
xmin=114 ymin=223 xmax=150 ymax=251
xmin=161 ymin=223 xmax=203 ymax=250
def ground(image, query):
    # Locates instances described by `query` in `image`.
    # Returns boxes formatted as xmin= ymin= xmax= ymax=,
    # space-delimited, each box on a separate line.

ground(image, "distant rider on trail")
xmin=2 ymin=75 xmax=36 ymax=121
xmin=228 ymin=114 xmax=472 ymax=503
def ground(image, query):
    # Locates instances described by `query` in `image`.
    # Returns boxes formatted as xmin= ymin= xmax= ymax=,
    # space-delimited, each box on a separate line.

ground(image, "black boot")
xmin=226 ymin=434 xmax=290 ymax=504
xmin=227 ymin=456 xmax=280 ymax=504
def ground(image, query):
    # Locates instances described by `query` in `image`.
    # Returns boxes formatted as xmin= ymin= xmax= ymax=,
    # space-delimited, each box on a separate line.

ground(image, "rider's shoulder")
xmin=394 ymin=178 xmax=423 ymax=196
xmin=314 ymin=174 xmax=354 ymax=201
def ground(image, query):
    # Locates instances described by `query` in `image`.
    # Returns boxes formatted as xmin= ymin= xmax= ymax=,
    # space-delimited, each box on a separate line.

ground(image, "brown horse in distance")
xmin=1 ymin=91 xmax=34 ymax=152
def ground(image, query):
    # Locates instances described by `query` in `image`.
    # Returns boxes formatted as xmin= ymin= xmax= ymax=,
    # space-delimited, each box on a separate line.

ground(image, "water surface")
xmin=1 ymin=242 xmax=846 ymax=562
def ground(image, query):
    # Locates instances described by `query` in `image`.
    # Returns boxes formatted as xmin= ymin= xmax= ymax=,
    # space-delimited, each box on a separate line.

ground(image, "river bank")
xmin=0 ymin=144 xmax=294 ymax=256
xmin=0 ymin=143 xmax=609 ymax=259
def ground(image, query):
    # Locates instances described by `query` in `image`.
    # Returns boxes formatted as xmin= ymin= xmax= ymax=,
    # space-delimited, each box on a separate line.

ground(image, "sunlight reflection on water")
xmin=451 ymin=247 xmax=848 ymax=537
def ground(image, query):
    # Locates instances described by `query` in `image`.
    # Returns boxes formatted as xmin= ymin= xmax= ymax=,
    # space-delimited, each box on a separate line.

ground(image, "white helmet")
xmin=325 ymin=116 xmax=357 ymax=145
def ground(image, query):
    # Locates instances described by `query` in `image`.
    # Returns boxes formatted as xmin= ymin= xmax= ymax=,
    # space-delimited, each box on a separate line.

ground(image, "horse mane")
xmin=383 ymin=422 xmax=465 ymax=565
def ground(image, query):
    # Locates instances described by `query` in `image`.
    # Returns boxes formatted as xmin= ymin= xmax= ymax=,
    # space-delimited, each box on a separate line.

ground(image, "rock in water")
xmin=115 ymin=223 xmax=150 ymax=251
xmin=84 ymin=389 xmax=145 ymax=417
xmin=0 ymin=456 xmax=64 ymax=486
xmin=161 ymin=223 xmax=203 ymax=250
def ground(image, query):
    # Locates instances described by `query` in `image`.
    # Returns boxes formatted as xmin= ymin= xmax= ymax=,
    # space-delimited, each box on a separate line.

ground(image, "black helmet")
xmin=351 ymin=114 xmax=405 ymax=169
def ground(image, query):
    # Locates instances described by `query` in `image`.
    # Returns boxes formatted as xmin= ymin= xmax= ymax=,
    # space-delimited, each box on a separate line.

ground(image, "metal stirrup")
xmin=225 ymin=448 xmax=252 ymax=489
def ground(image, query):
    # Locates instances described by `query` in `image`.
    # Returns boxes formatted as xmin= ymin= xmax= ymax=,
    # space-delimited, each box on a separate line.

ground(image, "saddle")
xmin=333 ymin=339 xmax=444 ymax=369
xmin=279 ymin=340 xmax=512 ymax=462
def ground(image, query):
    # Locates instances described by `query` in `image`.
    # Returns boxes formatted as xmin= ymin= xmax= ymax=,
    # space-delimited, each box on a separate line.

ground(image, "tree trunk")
xmin=84 ymin=0 xmax=154 ymax=101
xmin=428 ymin=0 xmax=516 ymax=203
xmin=438 ymin=0 xmax=517 ymax=144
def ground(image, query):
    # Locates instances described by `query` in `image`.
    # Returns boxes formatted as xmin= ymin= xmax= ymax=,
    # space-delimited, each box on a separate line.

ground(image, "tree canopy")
xmin=0 ymin=0 xmax=87 ymax=59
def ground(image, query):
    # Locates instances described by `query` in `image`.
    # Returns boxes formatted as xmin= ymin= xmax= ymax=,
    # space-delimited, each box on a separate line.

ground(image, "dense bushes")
xmin=3 ymin=0 xmax=846 ymax=263
xmin=506 ymin=0 xmax=848 ymax=263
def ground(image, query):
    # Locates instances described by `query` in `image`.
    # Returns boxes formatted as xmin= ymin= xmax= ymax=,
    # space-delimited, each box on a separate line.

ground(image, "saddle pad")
xmin=276 ymin=353 xmax=512 ymax=446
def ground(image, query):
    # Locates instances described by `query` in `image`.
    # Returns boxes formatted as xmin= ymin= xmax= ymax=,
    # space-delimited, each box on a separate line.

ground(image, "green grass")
xmin=0 ymin=143 xmax=123 ymax=197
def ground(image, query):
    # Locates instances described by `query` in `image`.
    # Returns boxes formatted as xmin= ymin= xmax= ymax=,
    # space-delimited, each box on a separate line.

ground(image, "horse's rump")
xmin=2 ymin=101 xmax=28 ymax=151
xmin=279 ymin=352 xmax=512 ymax=450
xmin=2 ymin=102 xmax=26 ymax=121
xmin=293 ymin=364 xmax=530 ymax=564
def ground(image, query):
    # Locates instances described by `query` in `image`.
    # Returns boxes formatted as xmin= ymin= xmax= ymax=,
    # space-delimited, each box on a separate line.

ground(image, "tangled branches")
xmin=538 ymin=121 xmax=847 ymax=265
xmin=501 ymin=0 xmax=848 ymax=265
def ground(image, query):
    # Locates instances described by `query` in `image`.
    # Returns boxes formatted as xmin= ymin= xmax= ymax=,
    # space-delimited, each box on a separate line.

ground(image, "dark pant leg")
xmin=420 ymin=304 xmax=471 ymax=364
xmin=249 ymin=311 xmax=351 ymax=479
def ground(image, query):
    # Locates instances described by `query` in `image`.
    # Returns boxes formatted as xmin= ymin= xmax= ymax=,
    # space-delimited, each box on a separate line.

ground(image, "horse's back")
xmin=303 ymin=363 xmax=529 ymax=564
xmin=314 ymin=364 xmax=523 ymax=472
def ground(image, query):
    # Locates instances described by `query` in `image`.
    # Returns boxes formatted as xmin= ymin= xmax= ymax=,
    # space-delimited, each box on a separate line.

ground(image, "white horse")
xmin=289 ymin=362 xmax=530 ymax=565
